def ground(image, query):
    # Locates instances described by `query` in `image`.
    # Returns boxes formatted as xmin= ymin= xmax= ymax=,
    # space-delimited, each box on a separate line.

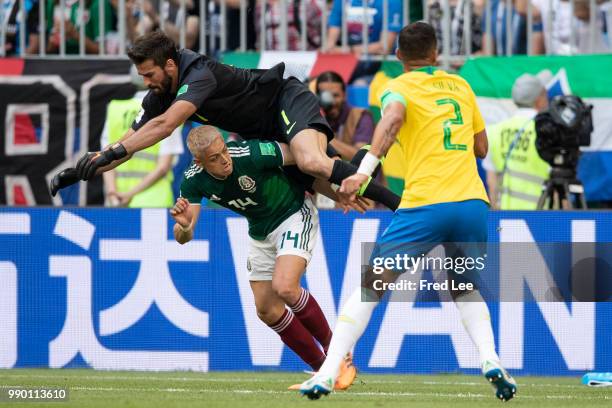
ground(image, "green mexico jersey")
xmin=180 ymin=140 xmax=305 ymax=240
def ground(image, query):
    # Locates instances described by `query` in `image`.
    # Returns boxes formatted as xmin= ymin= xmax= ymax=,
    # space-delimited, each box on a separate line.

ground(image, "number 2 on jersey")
xmin=436 ymin=98 xmax=467 ymax=151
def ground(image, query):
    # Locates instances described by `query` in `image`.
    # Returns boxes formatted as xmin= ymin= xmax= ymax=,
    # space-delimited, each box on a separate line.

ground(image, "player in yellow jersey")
xmin=299 ymin=22 xmax=516 ymax=402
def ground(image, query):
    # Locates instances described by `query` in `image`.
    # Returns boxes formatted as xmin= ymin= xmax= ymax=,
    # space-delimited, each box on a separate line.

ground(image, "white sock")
xmin=318 ymin=288 xmax=378 ymax=379
xmin=454 ymin=290 xmax=500 ymax=365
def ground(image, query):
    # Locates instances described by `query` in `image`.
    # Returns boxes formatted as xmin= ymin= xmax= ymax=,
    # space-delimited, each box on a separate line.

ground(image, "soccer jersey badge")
xmin=238 ymin=175 xmax=256 ymax=193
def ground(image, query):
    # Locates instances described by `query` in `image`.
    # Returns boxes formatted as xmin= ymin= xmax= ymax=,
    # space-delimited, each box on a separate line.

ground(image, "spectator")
xmin=480 ymin=0 xmax=544 ymax=55
xmin=409 ymin=0 xmax=424 ymax=22
xmin=483 ymin=72 xmax=551 ymax=209
xmin=324 ymin=0 xmax=403 ymax=56
xmin=255 ymin=0 xmax=322 ymax=50
xmin=315 ymin=70 xmax=381 ymax=208
xmin=204 ymin=0 xmax=256 ymax=55
xmin=45 ymin=0 xmax=117 ymax=54
xmin=137 ymin=0 xmax=200 ymax=50
xmin=316 ymin=70 xmax=374 ymax=159
xmin=2 ymin=0 xmax=41 ymax=55
xmin=532 ymin=0 xmax=610 ymax=54
xmin=428 ymin=0 xmax=484 ymax=55
xmin=602 ymin=1 xmax=612 ymax=46
xmin=101 ymin=66 xmax=184 ymax=208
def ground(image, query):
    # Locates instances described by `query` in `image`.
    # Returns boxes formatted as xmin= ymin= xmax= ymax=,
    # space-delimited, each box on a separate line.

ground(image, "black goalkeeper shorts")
xmin=277 ymin=77 xmax=334 ymax=143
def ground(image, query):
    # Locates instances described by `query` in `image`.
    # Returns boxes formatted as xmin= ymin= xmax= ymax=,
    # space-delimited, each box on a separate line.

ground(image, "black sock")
xmin=350 ymin=148 xmax=383 ymax=178
xmin=361 ymin=178 xmax=401 ymax=210
xmin=329 ymin=160 xmax=400 ymax=210
xmin=326 ymin=143 xmax=341 ymax=159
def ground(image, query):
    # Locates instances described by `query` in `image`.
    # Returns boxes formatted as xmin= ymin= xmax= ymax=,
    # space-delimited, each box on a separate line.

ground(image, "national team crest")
xmin=238 ymin=175 xmax=256 ymax=193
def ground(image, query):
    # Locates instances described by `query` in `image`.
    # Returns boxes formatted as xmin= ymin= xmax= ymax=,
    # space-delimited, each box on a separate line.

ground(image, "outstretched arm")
xmin=75 ymin=101 xmax=196 ymax=180
xmin=121 ymin=101 xmax=196 ymax=154
xmin=96 ymin=128 xmax=136 ymax=174
xmin=49 ymin=126 xmax=137 ymax=195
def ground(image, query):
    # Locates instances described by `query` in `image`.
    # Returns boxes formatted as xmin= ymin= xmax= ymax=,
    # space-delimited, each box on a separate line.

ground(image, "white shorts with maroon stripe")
xmin=246 ymin=197 xmax=318 ymax=281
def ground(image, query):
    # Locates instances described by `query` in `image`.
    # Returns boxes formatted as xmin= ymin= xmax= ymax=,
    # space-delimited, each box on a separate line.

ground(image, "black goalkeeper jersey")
xmin=132 ymin=49 xmax=286 ymax=139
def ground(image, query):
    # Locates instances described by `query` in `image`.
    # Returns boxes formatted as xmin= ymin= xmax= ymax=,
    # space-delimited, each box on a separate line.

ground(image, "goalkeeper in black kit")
xmin=50 ymin=30 xmax=399 ymax=211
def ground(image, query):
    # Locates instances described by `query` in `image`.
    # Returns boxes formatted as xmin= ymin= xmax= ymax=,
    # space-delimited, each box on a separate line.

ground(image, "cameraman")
xmin=316 ymin=71 xmax=375 ymax=160
xmin=314 ymin=71 xmax=383 ymax=208
xmin=483 ymin=73 xmax=551 ymax=209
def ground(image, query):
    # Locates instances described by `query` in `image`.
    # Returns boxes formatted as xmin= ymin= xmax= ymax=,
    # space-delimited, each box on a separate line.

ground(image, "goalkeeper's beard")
xmin=150 ymin=73 xmax=173 ymax=95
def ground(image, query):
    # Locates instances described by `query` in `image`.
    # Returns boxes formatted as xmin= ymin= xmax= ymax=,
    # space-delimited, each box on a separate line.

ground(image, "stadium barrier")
xmin=0 ymin=207 xmax=610 ymax=375
xmin=2 ymin=0 xmax=608 ymax=68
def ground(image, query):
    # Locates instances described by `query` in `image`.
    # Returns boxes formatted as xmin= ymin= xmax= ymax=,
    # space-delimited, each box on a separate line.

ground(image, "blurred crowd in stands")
xmin=3 ymin=0 xmax=611 ymax=209
xmin=3 ymin=0 xmax=611 ymax=62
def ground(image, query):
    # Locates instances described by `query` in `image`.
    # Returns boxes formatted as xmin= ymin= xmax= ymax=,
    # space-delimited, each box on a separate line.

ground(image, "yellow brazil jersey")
xmin=379 ymin=66 xmax=489 ymax=209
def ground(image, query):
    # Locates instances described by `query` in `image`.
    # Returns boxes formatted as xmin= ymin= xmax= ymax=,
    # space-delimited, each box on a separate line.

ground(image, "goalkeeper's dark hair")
xmin=128 ymin=30 xmax=179 ymax=68
xmin=398 ymin=21 xmax=437 ymax=62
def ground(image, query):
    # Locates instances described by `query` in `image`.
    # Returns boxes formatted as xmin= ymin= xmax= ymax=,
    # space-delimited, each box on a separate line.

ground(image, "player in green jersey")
xmin=171 ymin=125 xmax=357 ymax=390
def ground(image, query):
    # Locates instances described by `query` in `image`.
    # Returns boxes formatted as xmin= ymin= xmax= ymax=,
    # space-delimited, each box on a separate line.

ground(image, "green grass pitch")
xmin=0 ymin=369 xmax=609 ymax=407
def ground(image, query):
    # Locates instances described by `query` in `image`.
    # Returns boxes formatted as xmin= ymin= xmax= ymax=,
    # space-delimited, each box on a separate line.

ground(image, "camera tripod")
xmin=537 ymin=167 xmax=587 ymax=209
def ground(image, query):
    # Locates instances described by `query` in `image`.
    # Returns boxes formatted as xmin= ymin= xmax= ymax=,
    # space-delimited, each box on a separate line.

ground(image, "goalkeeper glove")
xmin=76 ymin=143 xmax=128 ymax=181
xmin=49 ymin=168 xmax=80 ymax=197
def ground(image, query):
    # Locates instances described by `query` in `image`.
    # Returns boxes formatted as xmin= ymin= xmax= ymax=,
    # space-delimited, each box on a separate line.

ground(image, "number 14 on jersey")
xmin=228 ymin=197 xmax=258 ymax=210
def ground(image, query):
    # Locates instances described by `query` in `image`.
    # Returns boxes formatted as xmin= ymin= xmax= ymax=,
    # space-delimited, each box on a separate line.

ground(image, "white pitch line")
xmin=60 ymin=386 xmax=610 ymax=400
xmin=421 ymin=380 xmax=584 ymax=389
xmin=0 ymin=374 xmax=585 ymax=389
xmin=0 ymin=374 xmax=281 ymax=383
xmin=67 ymin=387 xmax=488 ymax=398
